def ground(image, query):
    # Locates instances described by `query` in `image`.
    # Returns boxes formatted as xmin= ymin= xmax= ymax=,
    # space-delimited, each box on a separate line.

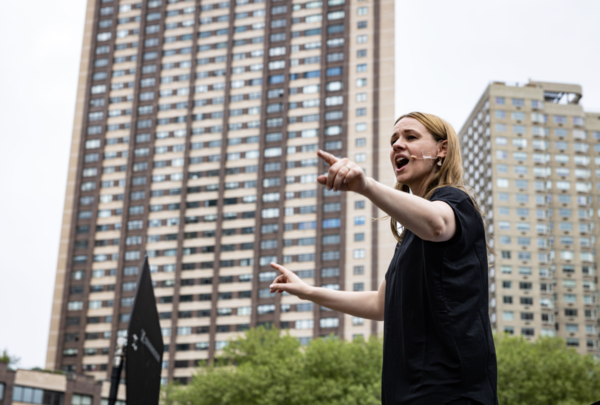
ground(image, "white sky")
xmin=0 ymin=0 xmax=599 ymax=370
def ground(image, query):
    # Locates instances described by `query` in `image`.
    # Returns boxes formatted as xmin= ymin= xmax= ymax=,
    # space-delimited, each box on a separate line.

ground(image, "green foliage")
xmin=29 ymin=367 xmax=65 ymax=375
xmin=496 ymin=334 xmax=600 ymax=405
xmin=165 ymin=327 xmax=382 ymax=405
xmin=0 ymin=349 xmax=20 ymax=369
xmin=162 ymin=330 xmax=600 ymax=405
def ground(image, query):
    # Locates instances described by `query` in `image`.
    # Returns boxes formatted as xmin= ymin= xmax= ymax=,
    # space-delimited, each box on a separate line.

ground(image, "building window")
xmin=320 ymin=317 xmax=339 ymax=328
xmin=502 ymin=311 xmax=514 ymax=321
xmin=296 ymin=319 xmax=314 ymax=329
xmin=353 ymin=249 xmax=365 ymax=259
xmin=521 ymin=328 xmax=535 ymax=337
xmin=496 ymin=178 xmax=509 ymax=188
xmin=12 ymin=386 xmax=64 ymax=404
xmin=352 ymin=317 xmax=364 ymax=325
xmin=355 ymin=153 xmax=366 ymax=162
xmin=73 ymin=394 xmax=93 ymax=405
xmin=354 ymin=216 xmax=366 ymax=226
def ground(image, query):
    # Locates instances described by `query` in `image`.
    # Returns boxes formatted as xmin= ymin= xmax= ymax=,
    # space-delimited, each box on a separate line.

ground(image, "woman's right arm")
xmin=269 ymin=262 xmax=386 ymax=321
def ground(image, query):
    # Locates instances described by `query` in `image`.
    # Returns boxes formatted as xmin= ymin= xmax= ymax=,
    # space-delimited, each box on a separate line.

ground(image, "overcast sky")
xmin=1 ymin=0 xmax=599 ymax=370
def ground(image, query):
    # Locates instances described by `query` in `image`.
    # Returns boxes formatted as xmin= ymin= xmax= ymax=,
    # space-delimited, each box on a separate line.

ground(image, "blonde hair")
xmin=390 ymin=112 xmax=491 ymax=253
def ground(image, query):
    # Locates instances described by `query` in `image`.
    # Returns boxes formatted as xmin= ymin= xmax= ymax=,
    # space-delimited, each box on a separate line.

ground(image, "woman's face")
xmin=389 ymin=117 xmax=446 ymax=191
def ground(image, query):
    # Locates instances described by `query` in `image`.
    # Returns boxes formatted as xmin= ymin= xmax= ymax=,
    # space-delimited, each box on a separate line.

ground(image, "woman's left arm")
xmin=362 ymin=178 xmax=456 ymax=242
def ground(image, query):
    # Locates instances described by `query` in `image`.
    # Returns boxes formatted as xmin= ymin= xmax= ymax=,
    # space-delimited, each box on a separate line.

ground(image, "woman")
xmin=269 ymin=112 xmax=498 ymax=405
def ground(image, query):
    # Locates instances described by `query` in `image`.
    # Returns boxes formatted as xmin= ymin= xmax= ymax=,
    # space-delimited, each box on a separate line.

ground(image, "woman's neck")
xmin=407 ymin=171 xmax=437 ymax=198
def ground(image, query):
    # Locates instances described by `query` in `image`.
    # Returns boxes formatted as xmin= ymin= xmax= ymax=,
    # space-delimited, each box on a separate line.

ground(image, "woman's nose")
xmin=392 ymin=139 xmax=405 ymax=151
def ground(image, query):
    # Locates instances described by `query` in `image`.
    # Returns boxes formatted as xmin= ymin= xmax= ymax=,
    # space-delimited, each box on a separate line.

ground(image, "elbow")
xmin=425 ymin=218 xmax=446 ymax=242
xmin=372 ymin=311 xmax=384 ymax=322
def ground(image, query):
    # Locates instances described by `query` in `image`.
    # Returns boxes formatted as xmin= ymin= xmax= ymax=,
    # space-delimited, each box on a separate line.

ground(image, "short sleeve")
xmin=429 ymin=187 xmax=481 ymax=247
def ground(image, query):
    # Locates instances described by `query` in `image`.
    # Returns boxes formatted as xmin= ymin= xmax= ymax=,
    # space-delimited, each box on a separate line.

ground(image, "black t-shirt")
xmin=382 ymin=187 xmax=498 ymax=405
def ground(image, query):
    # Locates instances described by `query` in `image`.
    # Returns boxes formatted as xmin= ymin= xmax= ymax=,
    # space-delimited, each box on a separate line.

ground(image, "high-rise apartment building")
xmin=459 ymin=80 xmax=600 ymax=357
xmin=46 ymin=0 xmax=395 ymax=386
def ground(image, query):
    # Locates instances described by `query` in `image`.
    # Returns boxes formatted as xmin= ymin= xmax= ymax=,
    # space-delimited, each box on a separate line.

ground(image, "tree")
xmin=163 ymin=331 xmax=600 ymax=405
xmin=166 ymin=327 xmax=382 ymax=405
xmin=496 ymin=334 xmax=600 ymax=405
xmin=0 ymin=349 xmax=20 ymax=369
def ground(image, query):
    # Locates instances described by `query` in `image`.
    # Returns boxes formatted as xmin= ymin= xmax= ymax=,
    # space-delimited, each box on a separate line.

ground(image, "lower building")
xmin=0 ymin=362 xmax=124 ymax=405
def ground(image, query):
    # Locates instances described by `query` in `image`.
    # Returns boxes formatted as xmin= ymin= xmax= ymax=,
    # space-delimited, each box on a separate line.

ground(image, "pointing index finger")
xmin=270 ymin=262 xmax=289 ymax=275
xmin=317 ymin=149 xmax=338 ymax=166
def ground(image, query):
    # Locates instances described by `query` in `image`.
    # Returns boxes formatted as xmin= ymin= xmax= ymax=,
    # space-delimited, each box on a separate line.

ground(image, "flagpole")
xmin=108 ymin=336 xmax=127 ymax=405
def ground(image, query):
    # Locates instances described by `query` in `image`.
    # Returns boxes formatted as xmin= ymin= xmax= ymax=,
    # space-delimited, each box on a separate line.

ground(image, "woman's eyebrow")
xmin=401 ymin=129 xmax=421 ymax=136
xmin=390 ymin=129 xmax=421 ymax=141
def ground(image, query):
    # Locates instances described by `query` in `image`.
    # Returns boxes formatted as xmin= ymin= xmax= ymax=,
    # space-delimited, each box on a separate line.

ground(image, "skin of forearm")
xmin=362 ymin=177 xmax=446 ymax=241
xmin=305 ymin=287 xmax=383 ymax=321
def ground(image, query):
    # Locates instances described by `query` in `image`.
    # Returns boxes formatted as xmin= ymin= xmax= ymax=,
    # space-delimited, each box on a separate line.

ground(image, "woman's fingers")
xmin=318 ymin=149 xmax=344 ymax=190
xmin=332 ymin=165 xmax=351 ymax=191
xmin=346 ymin=168 xmax=361 ymax=187
xmin=317 ymin=150 xmax=362 ymax=192
xmin=270 ymin=275 xmax=293 ymax=293
xmin=272 ymin=275 xmax=286 ymax=285
xmin=341 ymin=165 xmax=368 ymax=193
xmin=269 ymin=283 xmax=288 ymax=293
xmin=270 ymin=273 xmax=287 ymax=292
xmin=270 ymin=262 xmax=290 ymax=276
xmin=327 ymin=159 xmax=348 ymax=190
xmin=325 ymin=161 xmax=338 ymax=189
xmin=268 ymin=265 xmax=312 ymax=299
xmin=317 ymin=149 xmax=338 ymax=165
xmin=269 ymin=263 xmax=296 ymax=292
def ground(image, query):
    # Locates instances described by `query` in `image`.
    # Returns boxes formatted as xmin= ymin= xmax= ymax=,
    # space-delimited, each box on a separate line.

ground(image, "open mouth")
xmin=395 ymin=156 xmax=409 ymax=172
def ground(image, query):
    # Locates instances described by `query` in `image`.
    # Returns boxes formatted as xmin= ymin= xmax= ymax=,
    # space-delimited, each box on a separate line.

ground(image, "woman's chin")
xmin=394 ymin=171 xmax=410 ymax=182
xmin=395 ymin=175 xmax=410 ymax=185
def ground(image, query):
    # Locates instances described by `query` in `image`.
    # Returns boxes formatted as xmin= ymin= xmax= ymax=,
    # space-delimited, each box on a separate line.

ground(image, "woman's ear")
xmin=437 ymin=140 xmax=448 ymax=159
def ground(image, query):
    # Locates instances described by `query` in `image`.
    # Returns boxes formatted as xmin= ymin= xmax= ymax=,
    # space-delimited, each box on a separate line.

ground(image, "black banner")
xmin=125 ymin=256 xmax=164 ymax=404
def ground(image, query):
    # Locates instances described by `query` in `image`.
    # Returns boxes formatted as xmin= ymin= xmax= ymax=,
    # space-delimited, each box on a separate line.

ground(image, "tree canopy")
xmin=164 ymin=328 xmax=381 ymax=405
xmin=163 ymin=329 xmax=600 ymax=405
xmin=495 ymin=334 xmax=600 ymax=405
xmin=0 ymin=349 xmax=20 ymax=369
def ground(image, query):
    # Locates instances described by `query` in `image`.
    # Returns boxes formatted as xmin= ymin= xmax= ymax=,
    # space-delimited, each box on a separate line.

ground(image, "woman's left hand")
xmin=317 ymin=149 xmax=370 ymax=194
